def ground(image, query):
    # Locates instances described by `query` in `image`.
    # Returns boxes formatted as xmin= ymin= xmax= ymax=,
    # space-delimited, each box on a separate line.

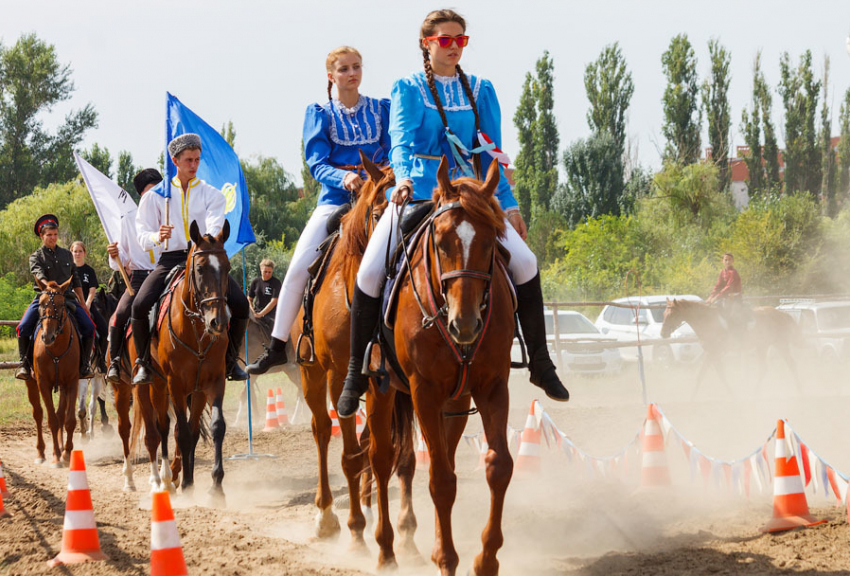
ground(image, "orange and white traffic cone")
xmin=515 ymin=401 xmax=542 ymax=473
xmin=761 ymin=419 xmax=826 ymax=532
xmin=475 ymin=433 xmax=489 ymax=472
xmin=640 ymin=403 xmax=671 ymax=487
xmin=355 ymin=408 xmax=366 ymax=441
xmin=0 ymin=458 xmax=9 ymax=497
xmin=0 ymin=490 xmax=10 ymax=519
xmin=275 ymin=388 xmax=288 ymax=426
xmin=415 ymin=430 xmax=430 ymax=471
xmin=49 ymin=450 xmax=107 ymax=566
xmin=263 ymin=389 xmax=279 ymax=432
xmin=150 ymin=490 xmax=188 ymax=576
xmin=329 ymin=405 xmax=341 ymax=438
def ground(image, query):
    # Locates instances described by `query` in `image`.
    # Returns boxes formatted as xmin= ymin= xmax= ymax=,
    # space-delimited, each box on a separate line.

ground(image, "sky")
xmin=2 ymin=0 xmax=850 ymax=185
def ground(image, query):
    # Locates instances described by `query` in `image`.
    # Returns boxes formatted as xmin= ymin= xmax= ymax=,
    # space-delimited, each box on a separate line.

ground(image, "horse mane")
xmin=433 ymin=176 xmax=507 ymax=238
xmin=671 ymin=298 xmax=706 ymax=310
xmin=331 ymin=165 xmax=392 ymax=285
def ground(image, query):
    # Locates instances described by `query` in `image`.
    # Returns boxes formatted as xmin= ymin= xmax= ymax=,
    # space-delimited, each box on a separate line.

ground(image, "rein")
xmin=38 ymin=290 xmax=75 ymax=391
xmin=402 ymin=200 xmax=496 ymax=400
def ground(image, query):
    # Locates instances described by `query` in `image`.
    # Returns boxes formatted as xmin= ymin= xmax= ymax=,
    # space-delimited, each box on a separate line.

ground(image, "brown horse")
xmin=290 ymin=153 xmax=418 ymax=552
xmin=372 ymin=158 xmax=515 ymax=575
xmin=660 ymin=298 xmax=803 ymax=392
xmin=25 ymin=278 xmax=81 ymax=467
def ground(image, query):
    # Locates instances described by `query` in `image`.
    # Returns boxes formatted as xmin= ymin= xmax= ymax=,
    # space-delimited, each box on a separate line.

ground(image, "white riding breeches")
xmin=271 ymin=204 xmax=339 ymax=341
xmin=356 ymin=202 xmax=538 ymax=298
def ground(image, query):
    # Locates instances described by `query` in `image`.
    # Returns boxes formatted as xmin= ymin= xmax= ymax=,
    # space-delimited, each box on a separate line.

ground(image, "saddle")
xmin=124 ymin=265 xmax=186 ymax=341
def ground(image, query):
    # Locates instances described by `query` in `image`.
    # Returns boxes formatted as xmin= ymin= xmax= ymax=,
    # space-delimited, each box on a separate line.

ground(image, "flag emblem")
xmin=221 ymin=183 xmax=237 ymax=214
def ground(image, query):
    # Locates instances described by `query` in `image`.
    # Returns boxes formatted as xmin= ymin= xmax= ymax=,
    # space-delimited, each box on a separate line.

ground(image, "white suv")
xmin=594 ymin=295 xmax=703 ymax=365
xmin=776 ymin=300 xmax=850 ymax=363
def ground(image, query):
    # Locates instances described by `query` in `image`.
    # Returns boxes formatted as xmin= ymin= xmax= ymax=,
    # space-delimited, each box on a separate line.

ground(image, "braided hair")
xmin=420 ymin=9 xmax=483 ymax=177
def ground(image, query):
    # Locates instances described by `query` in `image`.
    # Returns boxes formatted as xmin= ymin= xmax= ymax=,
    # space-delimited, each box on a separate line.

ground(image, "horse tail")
xmin=390 ymin=392 xmax=414 ymax=475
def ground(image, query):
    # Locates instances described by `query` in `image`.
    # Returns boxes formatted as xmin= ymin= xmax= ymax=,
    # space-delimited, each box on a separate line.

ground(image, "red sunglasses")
xmin=424 ymin=35 xmax=470 ymax=48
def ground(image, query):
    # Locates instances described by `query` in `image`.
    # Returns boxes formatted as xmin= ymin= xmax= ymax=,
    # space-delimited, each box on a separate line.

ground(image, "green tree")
xmin=220 ymin=120 xmax=236 ymax=148
xmin=661 ymin=34 xmax=701 ymax=164
xmin=243 ymin=155 xmax=314 ymax=248
xmin=701 ymin=38 xmax=731 ymax=191
xmin=512 ymin=73 xmax=536 ymax=222
xmin=779 ymin=50 xmax=821 ymax=196
xmin=741 ymin=52 xmax=764 ymax=196
xmin=530 ymin=51 xmax=559 ymax=215
xmin=584 ymin=43 xmax=634 ymax=156
xmin=299 ymin=138 xmax=319 ymax=199
xmin=837 ymin=88 xmax=850 ymax=207
xmin=760 ymin=69 xmax=781 ymax=192
xmin=115 ymin=151 xmax=140 ymax=198
xmin=0 ymin=33 xmax=98 ymax=208
xmin=551 ymin=133 xmax=624 ymax=227
xmin=81 ymin=142 xmax=113 ymax=179
xmin=819 ymin=57 xmax=836 ymax=216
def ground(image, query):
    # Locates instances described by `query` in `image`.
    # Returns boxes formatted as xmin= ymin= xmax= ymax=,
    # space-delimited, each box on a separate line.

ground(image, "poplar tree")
xmin=760 ymin=71 xmax=781 ymax=192
xmin=701 ymin=39 xmax=731 ymax=191
xmin=741 ymin=52 xmax=764 ymax=195
xmin=779 ymin=50 xmax=821 ymax=195
xmin=531 ymin=52 xmax=559 ymax=214
xmin=512 ymin=73 xmax=536 ymax=222
xmin=819 ymin=57 xmax=836 ymax=215
xmin=837 ymin=88 xmax=850 ymax=205
xmin=661 ymin=34 xmax=701 ymax=164
xmin=584 ymin=42 xmax=634 ymax=156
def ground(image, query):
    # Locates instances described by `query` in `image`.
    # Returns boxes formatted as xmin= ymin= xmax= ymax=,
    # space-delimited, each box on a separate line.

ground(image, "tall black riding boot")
xmin=246 ymin=336 xmax=288 ymax=375
xmin=15 ymin=336 xmax=32 ymax=381
xmin=226 ymin=317 xmax=249 ymax=381
xmin=338 ymin=285 xmax=382 ymax=418
xmin=79 ymin=335 xmax=95 ymax=379
xmin=515 ymin=273 xmax=570 ymax=402
xmin=131 ymin=318 xmax=153 ymax=385
xmin=106 ymin=325 xmax=124 ymax=383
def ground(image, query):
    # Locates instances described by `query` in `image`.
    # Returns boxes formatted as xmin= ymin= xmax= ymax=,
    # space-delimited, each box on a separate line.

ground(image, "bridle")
xmin=38 ymin=289 xmax=69 ymax=342
xmin=186 ymin=247 xmax=230 ymax=315
xmin=401 ymin=200 xmax=499 ymax=400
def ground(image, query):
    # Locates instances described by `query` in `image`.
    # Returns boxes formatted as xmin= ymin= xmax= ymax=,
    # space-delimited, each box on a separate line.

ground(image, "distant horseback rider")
xmin=707 ymin=253 xmax=744 ymax=322
xmin=15 ymin=214 xmax=97 ymax=381
xmin=130 ymin=134 xmax=250 ymax=385
xmin=104 ymin=168 xmax=162 ymax=382
xmin=246 ymin=45 xmax=390 ymax=375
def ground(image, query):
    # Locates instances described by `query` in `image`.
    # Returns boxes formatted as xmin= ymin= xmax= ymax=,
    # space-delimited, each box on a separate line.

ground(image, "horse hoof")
xmin=314 ymin=508 xmax=341 ymax=540
xmin=101 ymin=424 xmax=114 ymax=437
xmin=34 ymin=457 xmax=45 ymax=465
xmin=348 ymin=537 xmax=369 ymax=557
xmin=123 ymin=483 xmax=137 ymax=493
xmin=208 ymin=490 xmax=226 ymax=509
xmin=376 ymin=555 xmax=398 ymax=572
xmin=50 ymin=461 xmax=63 ymax=469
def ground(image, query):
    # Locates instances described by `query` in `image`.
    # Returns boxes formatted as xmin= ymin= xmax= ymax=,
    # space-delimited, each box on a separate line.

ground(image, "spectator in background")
xmin=248 ymin=259 xmax=281 ymax=333
xmin=71 ymin=240 xmax=108 ymax=373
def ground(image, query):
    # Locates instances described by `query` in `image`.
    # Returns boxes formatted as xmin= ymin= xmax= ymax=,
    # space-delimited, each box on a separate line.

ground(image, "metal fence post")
xmin=551 ymin=303 xmax=564 ymax=373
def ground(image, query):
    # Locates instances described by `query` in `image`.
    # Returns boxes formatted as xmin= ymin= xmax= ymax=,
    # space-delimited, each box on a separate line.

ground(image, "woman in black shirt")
xmin=71 ymin=241 xmax=107 ymax=373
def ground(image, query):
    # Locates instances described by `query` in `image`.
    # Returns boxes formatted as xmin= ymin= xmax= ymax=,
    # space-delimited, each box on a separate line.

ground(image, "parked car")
xmin=512 ymin=309 xmax=623 ymax=376
xmin=594 ymin=295 xmax=703 ymax=365
xmin=776 ymin=300 xmax=850 ymax=363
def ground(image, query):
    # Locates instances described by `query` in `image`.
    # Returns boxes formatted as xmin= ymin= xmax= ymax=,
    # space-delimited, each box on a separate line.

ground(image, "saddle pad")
xmin=124 ymin=269 xmax=185 ymax=340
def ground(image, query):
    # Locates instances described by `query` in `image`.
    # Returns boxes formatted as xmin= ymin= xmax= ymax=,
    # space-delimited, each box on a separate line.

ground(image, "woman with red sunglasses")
xmin=337 ymin=9 xmax=569 ymax=418
xmin=246 ymin=46 xmax=391 ymax=375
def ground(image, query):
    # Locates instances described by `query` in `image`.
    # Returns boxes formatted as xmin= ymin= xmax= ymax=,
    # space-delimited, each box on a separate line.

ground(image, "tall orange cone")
xmin=0 ymin=458 xmax=9 ymax=497
xmin=150 ymin=490 xmax=188 ymax=576
xmin=49 ymin=450 xmax=107 ymax=566
xmin=761 ymin=419 xmax=826 ymax=532
xmin=275 ymin=388 xmax=288 ymax=426
xmin=263 ymin=389 xmax=279 ymax=432
xmin=640 ymin=403 xmax=670 ymax=487
xmin=0 ymin=490 xmax=10 ymax=518
xmin=329 ymin=405 xmax=341 ymax=437
xmin=515 ymin=401 xmax=542 ymax=473
xmin=415 ymin=430 xmax=430 ymax=471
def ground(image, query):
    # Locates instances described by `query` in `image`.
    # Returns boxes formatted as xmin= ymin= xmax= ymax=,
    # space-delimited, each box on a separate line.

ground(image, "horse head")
xmin=431 ymin=157 xmax=506 ymax=345
xmin=660 ymin=298 xmax=686 ymax=338
xmin=340 ymin=150 xmax=393 ymax=253
xmin=37 ymin=277 xmax=72 ymax=346
xmin=188 ymin=220 xmax=231 ymax=336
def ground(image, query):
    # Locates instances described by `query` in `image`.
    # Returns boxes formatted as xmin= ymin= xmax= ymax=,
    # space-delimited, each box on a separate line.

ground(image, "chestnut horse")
xmin=24 ymin=278 xmax=82 ymax=467
xmin=660 ymin=298 xmax=803 ymax=393
xmin=372 ymin=158 xmax=515 ymax=575
xmin=290 ymin=153 xmax=419 ymax=552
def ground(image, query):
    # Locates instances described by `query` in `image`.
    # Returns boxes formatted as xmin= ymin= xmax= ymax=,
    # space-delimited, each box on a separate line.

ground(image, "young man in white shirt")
xmin=130 ymin=134 xmax=250 ymax=385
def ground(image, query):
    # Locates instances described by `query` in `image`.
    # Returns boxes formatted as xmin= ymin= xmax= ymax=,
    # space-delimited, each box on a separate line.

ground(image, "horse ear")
xmin=667 ymin=297 xmax=672 ymax=305
xmin=59 ymin=277 xmax=72 ymax=292
xmin=35 ymin=277 xmax=47 ymax=292
xmin=359 ymin=150 xmax=384 ymax=184
xmin=437 ymin=156 xmax=456 ymax=195
xmin=480 ymin=159 xmax=501 ymax=198
xmin=217 ymin=219 xmax=230 ymax=244
xmin=190 ymin=221 xmax=202 ymax=245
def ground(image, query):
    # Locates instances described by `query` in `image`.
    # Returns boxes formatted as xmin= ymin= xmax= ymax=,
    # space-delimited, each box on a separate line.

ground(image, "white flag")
xmin=74 ymin=151 xmax=151 ymax=268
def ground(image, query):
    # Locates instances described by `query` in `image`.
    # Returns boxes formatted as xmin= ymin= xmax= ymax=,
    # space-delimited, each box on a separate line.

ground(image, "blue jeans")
xmin=17 ymin=295 xmax=95 ymax=342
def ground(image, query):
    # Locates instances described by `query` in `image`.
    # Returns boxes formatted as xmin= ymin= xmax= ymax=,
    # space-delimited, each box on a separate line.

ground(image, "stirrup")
xmin=295 ymin=332 xmax=316 ymax=366
xmin=361 ymin=339 xmax=386 ymax=379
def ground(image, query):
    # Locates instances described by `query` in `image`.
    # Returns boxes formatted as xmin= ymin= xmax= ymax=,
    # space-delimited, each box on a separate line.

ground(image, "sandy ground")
xmin=2 ymin=356 xmax=850 ymax=575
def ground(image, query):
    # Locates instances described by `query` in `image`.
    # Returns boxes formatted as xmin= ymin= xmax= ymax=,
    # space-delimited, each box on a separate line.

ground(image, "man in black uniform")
xmin=247 ymin=259 xmax=281 ymax=334
xmin=15 ymin=215 xmax=97 ymax=380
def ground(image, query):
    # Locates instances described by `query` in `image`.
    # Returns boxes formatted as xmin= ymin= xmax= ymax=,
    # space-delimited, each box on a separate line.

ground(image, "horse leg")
xmin=153 ymin=386 xmax=175 ymax=492
xmin=41 ymin=381 xmax=63 ymax=467
xmin=332 ymin=370 xmax=367 ymax=552
xmin=415 ymin=388 xmax=460 ymax=576
xmin=89 ymin=375 xmax=103 ymax=441
xmin=62 ymin=377 xmax=79 ymax=462
xmin=303 ymin=365 xmax=340 ymax=539
xmin=113 ymin=383 xmax=135 ymax=492
xmin=26 ymin=380 xmax=46 ymax=464
xmin=367 ymin=389 xmax=398 ymax=570
xmin=174 ymin=395 xmax=194 ymax=496
xmin=77 ymin=378 xmax=89 ymax=442
xmin=208 ymin=391 xmax=227 ymax=507
xmin=395 ymin=398 xmax=421 ymax=563
xmin=471 ymin=383 xmax=512 ymax=576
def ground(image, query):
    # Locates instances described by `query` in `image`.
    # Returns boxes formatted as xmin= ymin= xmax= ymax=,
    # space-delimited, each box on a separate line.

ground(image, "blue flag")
xmin=164 ymin=92 xmax=256 ymax=257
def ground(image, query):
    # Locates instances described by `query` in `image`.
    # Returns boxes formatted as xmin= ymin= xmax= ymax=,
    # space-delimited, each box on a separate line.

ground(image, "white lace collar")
xmin=433 ymin=73 xmax=460 ymax=83
xmin=332 ymin=95 xmax=366 ymax=116
xmin=413 ymin=71 xmax=481 ymax=112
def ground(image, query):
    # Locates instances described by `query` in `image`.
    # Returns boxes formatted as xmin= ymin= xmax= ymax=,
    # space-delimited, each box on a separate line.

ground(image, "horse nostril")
xmin=209 ymin=318 xmax=219 ymax=330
